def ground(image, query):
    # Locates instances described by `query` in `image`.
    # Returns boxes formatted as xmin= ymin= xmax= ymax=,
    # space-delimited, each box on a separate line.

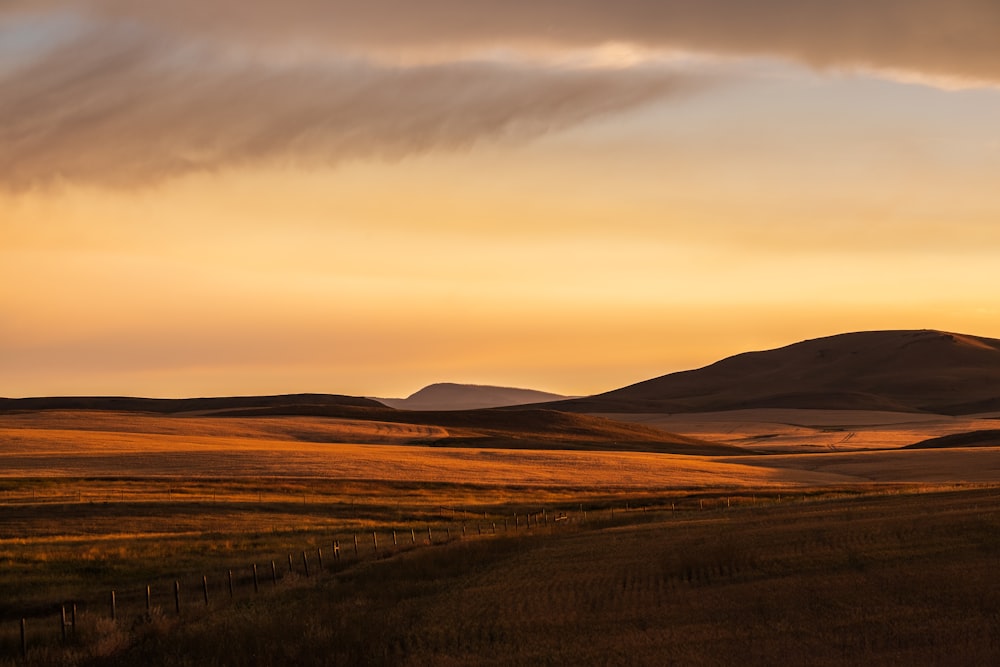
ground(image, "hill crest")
xmin=538 ymin=329 xmax=1000 ymax=415
xmin=376 ymin=383 xmax=568 ymax=411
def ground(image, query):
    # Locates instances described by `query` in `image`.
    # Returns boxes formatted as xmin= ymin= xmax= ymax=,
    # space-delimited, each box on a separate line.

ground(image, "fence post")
xmin=411 ymin=528 xmax=416 ymax=544
xmin=288 ymin=553 xmax=294 ymax=574
xmin=110 ymin=589 xmax=117 ymax=621
xmin=317 ymin=548 xmax=324 ymax=571
xmin=427 ymin=526 xmax=432 ymax=543
xmin=20 ymin=618 xmax=26 ymax=660
xmin=61 ymin=605 xmax=68 ymax=641
xmin=393 ymin=530 xmax=397 ymax=546
xmin=354 ymin=534 xmax=359 ymax=557
xmin=333 ymin=540 xmax=341 ymax=561
xmin=492 ymin=522 xmax=496 ymax=534
xmin=372 ymin=532 xmax=378 ymax=554
xmin=302 ymin=551 xmax=310 ymax=577
xmin=174 ymin=580 xmax=181 ymax=615
xmin=146 ymin=585 xmax=151 ymax=612
xmin=203 ymin=575 xmax=209 ymax=606
xmin=72 ymin=603 xmax=77 ymax=636
xmin=228 ymin=569 xmax=234 ymax=598
xmin=271 ymin=560 xmax=277 ymax=586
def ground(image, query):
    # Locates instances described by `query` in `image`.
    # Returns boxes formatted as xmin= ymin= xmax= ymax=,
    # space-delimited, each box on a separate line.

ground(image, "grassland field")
xmin=4 ymin=409 xmax=1000 ymax=664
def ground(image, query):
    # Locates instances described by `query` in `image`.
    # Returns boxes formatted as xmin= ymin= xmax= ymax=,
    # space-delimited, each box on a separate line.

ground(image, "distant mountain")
xmin=376 ymin=383 xmax=569 ymax=411
xmin=537 ymin=330 xmax=1000 ymax=415
xmin=0 ymin=393 xmax=382 ymax=414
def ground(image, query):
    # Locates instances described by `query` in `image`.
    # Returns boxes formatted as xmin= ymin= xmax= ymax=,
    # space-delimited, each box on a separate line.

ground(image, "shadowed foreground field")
xmin=0 ymin=486 xmax=993 ymax=665
xmin=3 ymin=484 xmax=1000 ymax=665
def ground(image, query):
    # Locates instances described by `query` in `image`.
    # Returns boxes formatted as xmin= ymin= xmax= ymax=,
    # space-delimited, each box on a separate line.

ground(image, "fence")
xmin=2 ymin=493 xmax=785 ymax=662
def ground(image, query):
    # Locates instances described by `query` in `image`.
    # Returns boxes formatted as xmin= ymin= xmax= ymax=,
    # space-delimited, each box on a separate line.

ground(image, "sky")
xmin=3 ymin=1 xmax=1000 ymax=399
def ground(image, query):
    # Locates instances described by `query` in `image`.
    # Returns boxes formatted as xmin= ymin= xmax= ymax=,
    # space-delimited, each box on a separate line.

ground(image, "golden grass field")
xmin=4 ymin=407 xmax=1000 ymax=664
xmin=5 ymin=409 xmax=1000 ymax=487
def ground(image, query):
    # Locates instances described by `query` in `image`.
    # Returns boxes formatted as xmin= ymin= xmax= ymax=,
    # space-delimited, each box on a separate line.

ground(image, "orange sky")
xmin=2 ymin=3 xmax=1000 ymax=398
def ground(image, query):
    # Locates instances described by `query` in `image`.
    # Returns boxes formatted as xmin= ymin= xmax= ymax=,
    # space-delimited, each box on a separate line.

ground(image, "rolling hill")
xmin=0 ymin=393 xmax=382 ymax=414
xmin=0 ymin=393 xmax=738 ymax=455
xmin=537 ymin=329 xmax=1000 ymax=415
xmin=376 ymin=383 xmax=568 ymax=410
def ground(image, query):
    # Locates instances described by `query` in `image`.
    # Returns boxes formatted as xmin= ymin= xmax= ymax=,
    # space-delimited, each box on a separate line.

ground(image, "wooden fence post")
xmin=20 ymin=618 xmax=26 ymax=660
xmin=333 ymin=540 xmax=341 ymax=561
xmin=288 ymin=553 xmax=294 ymax=574
xmin=411 ymin=528 xmax=416 ymax=544
xmin=228 ymin=570 xmax=234 ymax=598
xmin=110 ymin=589 xmax=117 ymax=621
xmin=72 ymin=603 xmax=77 ymax=636
xmin=392 ymin=530 xmax=397 ymax=546
xmin=174 ymin=580 xmax=181 ymax=615
xmin=146 ymin=585 xmax=152 ymax=612
xmin=61 ymin=605 xmax=67 ymax=641
xmin=271 ymin=560 xmax=277 ymax=586
xmin=302 ymin=551 xmax=310 ymax=577
xmin=354 ymin=534 xmax=359 ymax=557
xmin=492 ymin=522 xmax=496 ymax=534
xmin=317 ymin=548 xmax=324 ymax=571
xmin=372 ymin=532 xmax=378 ymax=554
xmin=427 ymin=526 xmax=433 ymax=543
xmin=203 ymin=575 xmax=209 ymax=606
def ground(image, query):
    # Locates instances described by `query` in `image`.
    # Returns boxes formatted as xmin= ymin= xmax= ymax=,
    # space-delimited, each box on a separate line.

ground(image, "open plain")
xmin=3 ymin=399 xmax=1000 ymax=665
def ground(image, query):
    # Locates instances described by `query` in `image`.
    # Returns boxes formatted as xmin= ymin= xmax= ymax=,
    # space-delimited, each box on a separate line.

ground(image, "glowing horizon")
xmin=3 ymin=3 xmax=1000 ymax=399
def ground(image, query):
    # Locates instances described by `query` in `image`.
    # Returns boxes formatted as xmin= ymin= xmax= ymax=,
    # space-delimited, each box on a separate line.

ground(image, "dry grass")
xmin=22 ymin=485 xmax=998 ymax=667
xmin=613 ymin=408 xmax=1000 ymax=454
xmin=5 ymin=408 xmax=1000 ymax=663
xmin=0 ymin=411 xmax=840 ymax=487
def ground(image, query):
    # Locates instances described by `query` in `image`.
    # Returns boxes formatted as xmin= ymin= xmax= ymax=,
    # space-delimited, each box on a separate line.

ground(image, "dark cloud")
xmin=0 ymin=26 xmax=703 ymax=188
xmin=4 ymin=1 xmax=999 ymax=82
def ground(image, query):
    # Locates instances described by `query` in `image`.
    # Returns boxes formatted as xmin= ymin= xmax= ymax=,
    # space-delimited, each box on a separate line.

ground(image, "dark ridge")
xmin=377 ymin=382 xmax=567 ymax=410
xmin=531 ymin=329 xmax=1000 ymax=415
xmin=0 ymin=394 xmax=385 ymax=415
xmin=904 ymin=429 xmax=1000 ymax=450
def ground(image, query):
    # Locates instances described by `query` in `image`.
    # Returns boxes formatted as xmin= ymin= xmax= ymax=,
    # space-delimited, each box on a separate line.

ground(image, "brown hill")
xmin=0 ymin=394 xmax=383 ymax=414
xmin=0 ymin=394 xmax=738 ymax=455
xmin=539 ymin=330 xmax=1000 ymax=415
xmin=904 ymin=429 xmax=1000 ymax=449
xmin=206 ymin=403 xmax=741 ymax=455
xmin=376 ymin=383 xmax=568 ymax=410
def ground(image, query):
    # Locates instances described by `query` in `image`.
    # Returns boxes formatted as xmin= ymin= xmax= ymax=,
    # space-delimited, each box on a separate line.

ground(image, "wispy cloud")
xmin=3 ymin=1 xmax=995 ymax=188
xmin=0 ymin=24 xmax=705 ymax=189
xmin=5 ymin=1 xmax=998 ymax=82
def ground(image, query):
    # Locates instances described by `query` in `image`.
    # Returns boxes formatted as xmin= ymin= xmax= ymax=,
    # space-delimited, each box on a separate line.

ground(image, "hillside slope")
xmin=377 ymin=383 xmax=567 ymax=410
xmin=541 ymin=330 xmax=1000 ymax=415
